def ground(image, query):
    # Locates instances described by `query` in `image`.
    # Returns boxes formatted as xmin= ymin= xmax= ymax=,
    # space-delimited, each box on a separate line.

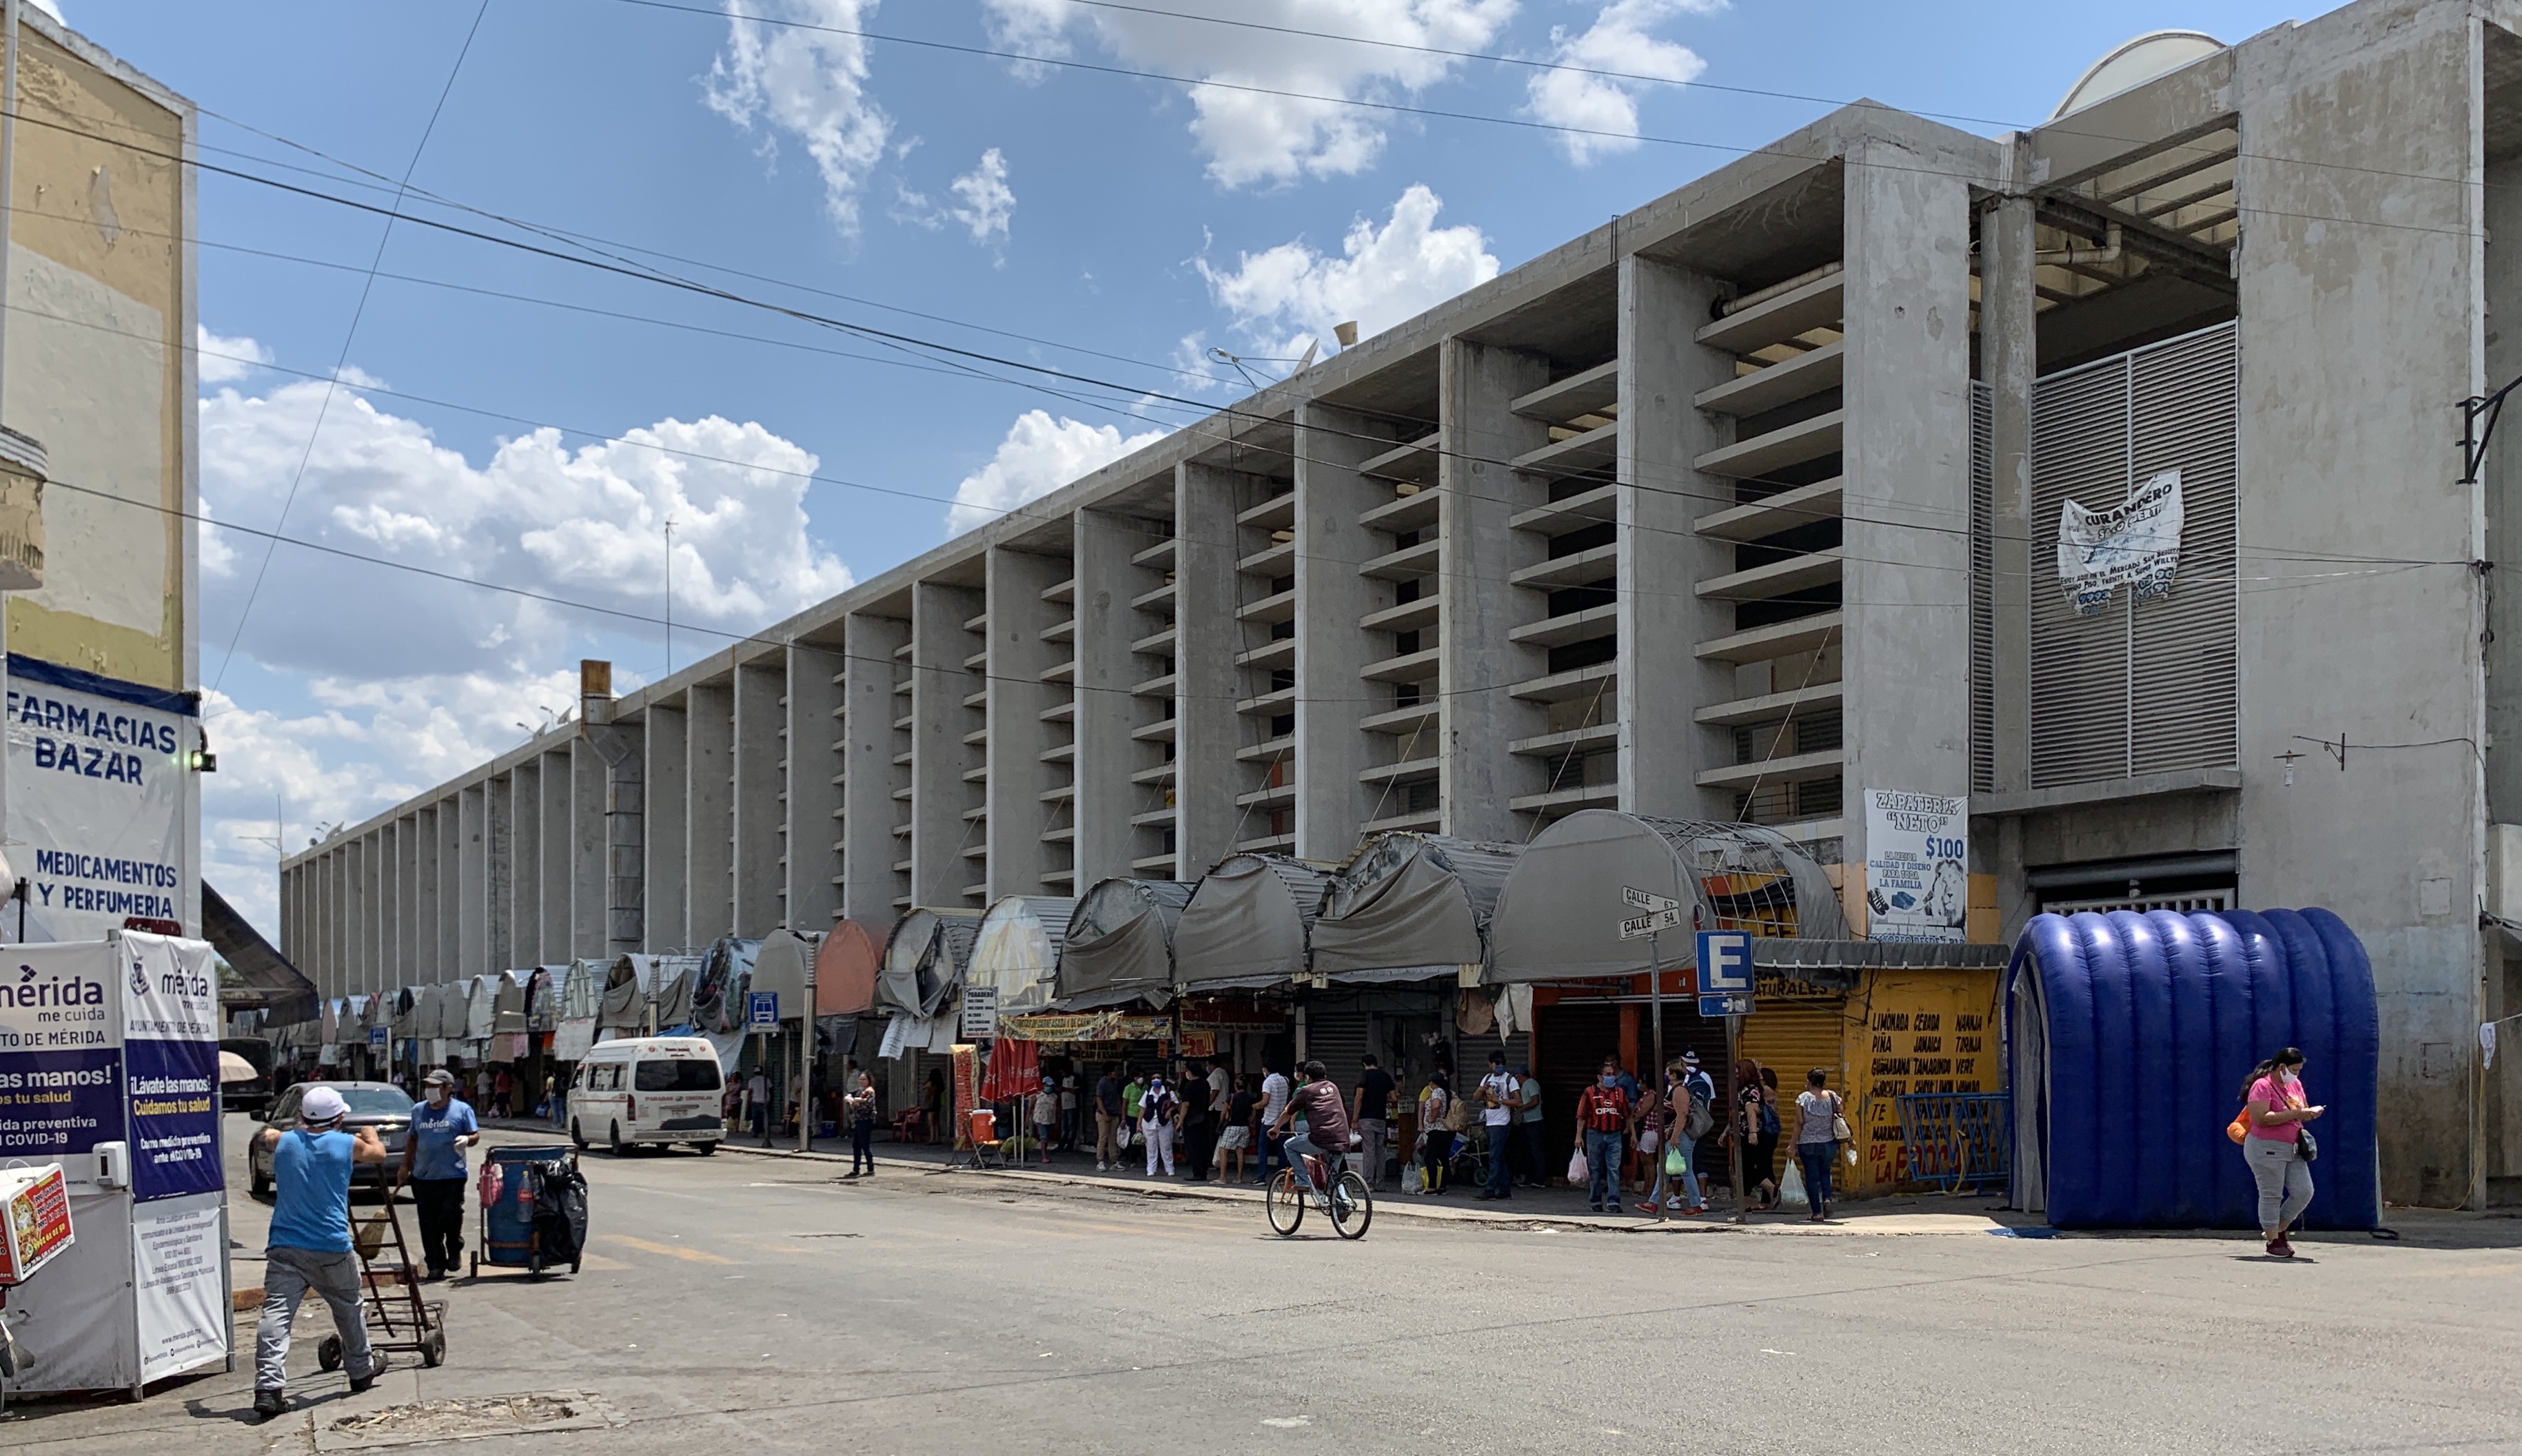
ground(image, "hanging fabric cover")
xmin=1311 ymin=834 xmax=1521 ymax=984
xmin=1055 ymin=879 xmax=1194 ymax=1009
xmin=1172 ymin=855 xmax=1333 ymax=990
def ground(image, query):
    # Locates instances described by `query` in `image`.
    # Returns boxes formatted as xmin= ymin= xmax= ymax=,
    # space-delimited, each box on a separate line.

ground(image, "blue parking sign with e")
xmin=1696 ymin=930 xmax=1753 ymax=994
xmin=747 ymin=990 xmax=780 ymax=1027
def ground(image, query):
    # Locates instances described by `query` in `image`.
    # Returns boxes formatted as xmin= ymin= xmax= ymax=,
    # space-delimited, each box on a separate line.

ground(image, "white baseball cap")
xmin=300 ymin=1085 xmax=349 ymax=1126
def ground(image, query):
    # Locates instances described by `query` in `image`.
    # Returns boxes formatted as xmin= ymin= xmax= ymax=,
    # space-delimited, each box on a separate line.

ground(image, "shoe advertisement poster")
xmin=1862 ymin=790 xmax=1969 ymax=944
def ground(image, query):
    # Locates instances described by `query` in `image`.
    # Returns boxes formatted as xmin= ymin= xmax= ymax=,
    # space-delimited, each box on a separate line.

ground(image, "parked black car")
xmin=246 ymin=1081 xmax=414 ymax=1198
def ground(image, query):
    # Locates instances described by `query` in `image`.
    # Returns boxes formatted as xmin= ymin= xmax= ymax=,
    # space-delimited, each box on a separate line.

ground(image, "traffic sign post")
xmin=1620 ymin=888 xmax=1686 ymax=1110
xmin=1696 ymin=930 xmax=1756 ymax=1224
xmin=746 ymin=992 xmax=780 ymax=1146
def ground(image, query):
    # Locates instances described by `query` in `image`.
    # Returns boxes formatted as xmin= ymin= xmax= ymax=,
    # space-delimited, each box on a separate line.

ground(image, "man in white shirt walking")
xmin=1475 ymin=1050 xmax=1518 ymax=1200
xmin=1257 ymin=1062 xmax=1292 ymax=1185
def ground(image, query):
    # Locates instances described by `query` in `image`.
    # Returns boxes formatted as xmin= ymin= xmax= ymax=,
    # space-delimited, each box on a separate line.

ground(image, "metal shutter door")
xmin=2129 ymin=326 xmax=2239 ymax=774
xmin=1740 ymin=996 xmax=1849 ymax=1092
xmin=2028 ymin=322 xmax=2238 ymax=788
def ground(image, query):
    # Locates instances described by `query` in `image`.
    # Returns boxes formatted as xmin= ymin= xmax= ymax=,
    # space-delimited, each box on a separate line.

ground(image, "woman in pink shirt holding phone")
xmin=2241 ymin=1046 xmax=2324 ymax=1258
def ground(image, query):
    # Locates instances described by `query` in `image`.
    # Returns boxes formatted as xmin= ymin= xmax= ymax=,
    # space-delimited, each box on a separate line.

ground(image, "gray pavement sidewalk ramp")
xmin=1053 ymin=878 xmax=1192 ymax=1010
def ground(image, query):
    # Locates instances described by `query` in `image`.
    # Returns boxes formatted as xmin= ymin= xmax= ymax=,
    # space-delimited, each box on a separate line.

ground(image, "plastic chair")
xmin=967 ymin=1109 xmax=1008 ymax=1169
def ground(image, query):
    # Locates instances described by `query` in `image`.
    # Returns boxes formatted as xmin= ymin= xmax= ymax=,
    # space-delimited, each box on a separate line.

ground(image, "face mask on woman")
xmin=1598 ymin=1075 xmax=1618 ymax=1089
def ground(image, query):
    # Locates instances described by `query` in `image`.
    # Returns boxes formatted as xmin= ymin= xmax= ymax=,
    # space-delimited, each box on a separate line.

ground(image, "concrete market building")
xmin=284 ymin=0 xmax=2522 ymax=1209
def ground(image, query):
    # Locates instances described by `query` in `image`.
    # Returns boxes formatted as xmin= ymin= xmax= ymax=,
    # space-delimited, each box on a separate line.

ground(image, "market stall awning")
xmin=203 ymin=880 xmax=319 ymax=1025
xmin=750 ymin=930 xmax=813 ymax=1022
xmin=1054 ymin=878 xmax=1193 ymax=1009
xmin=877 ymin=908 xmax=982 ymax=1019
xmin=816 ymin=919 xmax=883 ymax=1016
xmin=969 ymin=896 xmax=1073 ymax=1014
xmin=1311 ymin=833 xmax=1521 ymax=985
xmin=1488 ymin=812 xmax=1849 ymax=983
xmin=1172 ymin=854 xmax=1334 ymax=990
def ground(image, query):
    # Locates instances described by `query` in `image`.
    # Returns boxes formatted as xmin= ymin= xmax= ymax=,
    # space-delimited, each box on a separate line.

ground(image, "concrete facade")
xmin=285 ymin=0 xmax=2522 ymax=1207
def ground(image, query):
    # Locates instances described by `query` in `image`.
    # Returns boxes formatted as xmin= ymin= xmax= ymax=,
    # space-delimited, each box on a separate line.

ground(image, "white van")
xmin=568 ymin=1036 xmax=726 ymax=1156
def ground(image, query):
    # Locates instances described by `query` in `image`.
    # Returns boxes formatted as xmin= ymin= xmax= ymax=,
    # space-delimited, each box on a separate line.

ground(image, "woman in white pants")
xmin=1141 ymin=1075 xmax=1177 ymax=1176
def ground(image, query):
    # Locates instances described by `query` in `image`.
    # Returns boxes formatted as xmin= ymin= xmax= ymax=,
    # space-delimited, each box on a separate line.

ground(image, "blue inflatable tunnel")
xmin=2005 ymin=908 xmax=2379 ymax=1230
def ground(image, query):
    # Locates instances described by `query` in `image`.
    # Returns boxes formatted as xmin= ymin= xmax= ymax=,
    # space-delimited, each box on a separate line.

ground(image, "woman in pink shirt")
xmin=2240 ymin=1047 xmax=2325 ymax=1258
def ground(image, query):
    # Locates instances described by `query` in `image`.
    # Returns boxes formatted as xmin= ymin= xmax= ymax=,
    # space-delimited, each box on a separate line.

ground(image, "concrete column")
xmin=585 ymin=722 xmax=644 ymax=957
xmin=687 ymin=681 xmax=735 ymax=941
xmin=1175 ymin=460 xmax=1243 ymax=874
xmin=1618 ymin=254 xmax=1739 ymax=817
xmin=326 ymin=849 xmax=343 ymax=999
xmin=986 ymin=546 xmax=1067 ymax=897
xmin=346 ymin=837 xmax=369 ymax=994
xmin=1293 ymin=402 xmax=1389 ymax=858
xmin=1438 ymin=337 xmax=1552 ymax=841
xmin=379 ymin=821 xmax=402 ymax=990
xmin=1072 ymin=509 xmax=1152 ymax=884
xmin=644 ymin=703 xmax=689 ymax=951
xmin=459 ymin=784 xmax=488 ymax=974
xmin=485 ymin=775 xmax=512 ymax=970
xmin=786 ymin=639 xmax=847 ymax=929
xmin=571 ymin=741 xmax=606 ymax=959
xmin=540 ymin=749 xmax=572 ymax=961
xmin=733 ymin=660 xmax=786 ymax=932
xmin=414 ymin=807 xmax=438 ymax=980
xmin=841 ymin=613 xmax=908 ymax=932
xmin=910 ymin=582 xmax=982 ymax=905
xmin=509 ymin=761 xmax=538 ymax=970
xmin=1838 ymin=135 xmax=1976 ymax=876
xmin=1982 ymin=191 xmax=2037 ymax=797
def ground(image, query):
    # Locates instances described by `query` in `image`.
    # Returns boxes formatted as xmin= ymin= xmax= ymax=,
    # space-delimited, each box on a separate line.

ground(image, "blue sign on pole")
xmin=746 ymin=990 xmax=780 ymax=1029
xmin=1696 ymin=930 xmax=1753 ymax=992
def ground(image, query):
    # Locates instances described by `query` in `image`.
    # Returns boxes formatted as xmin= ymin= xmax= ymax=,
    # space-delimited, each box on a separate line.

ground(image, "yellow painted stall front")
xmin=1840 ymin=968 xmax=2004 ymax=1196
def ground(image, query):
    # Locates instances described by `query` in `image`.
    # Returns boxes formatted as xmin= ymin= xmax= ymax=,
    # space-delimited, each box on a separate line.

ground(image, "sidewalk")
xmin=484 ymin=1118 xmax=2027 ymax=1236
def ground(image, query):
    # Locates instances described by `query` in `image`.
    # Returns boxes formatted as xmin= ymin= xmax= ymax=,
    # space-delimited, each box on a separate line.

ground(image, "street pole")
xmin=798 ymin=941 xmax=816 ymax=1154
xmin=0 ymin=0 xmax=20 ymax=855
xmin=1727 ymin=1012 xmax=1746 ymax=1225
xmin=1646 ymin=933 xmax=1665 ymax=1083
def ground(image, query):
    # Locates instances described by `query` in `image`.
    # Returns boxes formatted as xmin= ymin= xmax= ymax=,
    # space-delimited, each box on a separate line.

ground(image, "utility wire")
xmin=211 ymin=0 xmax=494 ymax=693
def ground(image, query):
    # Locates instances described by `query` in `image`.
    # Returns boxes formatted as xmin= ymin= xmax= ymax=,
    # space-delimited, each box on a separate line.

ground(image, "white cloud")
xmin=704 ymin=0 xmax=893 ymax=233
xmin=1525 ymin=0 xmax=1715 ymax=163
xmin=947 ymin=410 xmax=1166 ymax=535
xmin=948 ymin=149 xmax=1016 ymax=248
xmin=894 ymin=148 xmax=1017 ymax=252
xmin=196 ymin=325 xmax=272 ymax=384
xmin=984 ymin=0 xmax=1516 ymax=187
xmin=200 ymin=375 xmax=853 ymax=685
xmin=1198 ymin=183 xmax=1497 ymax=358
xmin=26 ymin=0 xmax=61 ymax=21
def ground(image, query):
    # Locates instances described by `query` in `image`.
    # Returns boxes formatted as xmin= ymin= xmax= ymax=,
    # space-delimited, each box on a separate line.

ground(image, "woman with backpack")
xmin=1139 ymin=1074 xmax=1178 ymax=1176
xmin=1793 ymin=1067 xmax=1845 ymax=1222
xmin=1735 ymin=1058 xmax=1781 ymax=1211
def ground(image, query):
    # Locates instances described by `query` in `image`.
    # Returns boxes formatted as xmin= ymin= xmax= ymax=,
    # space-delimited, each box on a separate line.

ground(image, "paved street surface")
xmin=6 ymin=1117 xmax=2519 ymax=1455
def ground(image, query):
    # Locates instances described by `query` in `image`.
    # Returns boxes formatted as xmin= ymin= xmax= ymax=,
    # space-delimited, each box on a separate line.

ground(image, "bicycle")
xmin=1265 ymin=1148 xmax=1374 ymax=1240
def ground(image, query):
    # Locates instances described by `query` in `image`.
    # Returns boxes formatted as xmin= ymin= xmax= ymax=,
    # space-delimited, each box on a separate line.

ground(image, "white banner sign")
xmin=2057 ymin=468 xmax=2184 ymax=615
xmin=132 ymin=1194 xmax=227 ymax=1383
xmin=4 ymin=660 xmax=191 ymax=942
xmin=1862 ymin=789 xmax=1969 ymax=945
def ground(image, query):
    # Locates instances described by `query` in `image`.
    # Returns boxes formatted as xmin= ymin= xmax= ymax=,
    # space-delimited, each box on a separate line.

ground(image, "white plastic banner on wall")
xmin=1862 ymin=790 xmax=1969 ymax=945
xmin=132 ymin=1193 xmax=225 ymax=1383
xmin=2057 ymin=468 xmax=2184 ymax=615
xmin=3 ymin=658 xmax=192 ymax=943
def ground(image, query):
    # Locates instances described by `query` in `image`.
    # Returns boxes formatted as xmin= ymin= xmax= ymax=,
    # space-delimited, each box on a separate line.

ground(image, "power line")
xmin=212 ymin=0 xmax=494 ymax=693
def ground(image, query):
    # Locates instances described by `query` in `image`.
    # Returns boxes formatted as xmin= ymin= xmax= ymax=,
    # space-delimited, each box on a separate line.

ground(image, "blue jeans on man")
xmin=1484 ymin=1122 xmax=1514 ymax=1198
xmin=1583 ymin=1128 xmax=1625 ymax=1211
xmin=1258 ymin=1129 xmax=1286 ymax=1183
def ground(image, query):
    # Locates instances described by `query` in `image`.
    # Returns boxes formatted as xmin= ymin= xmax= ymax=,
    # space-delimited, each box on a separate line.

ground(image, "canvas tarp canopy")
xmin=1311 ymin=834 xmax=1521 ymax=984
xmin=423 ymin=983 xmax=465 ymax=1040
xmin=691 ymin=939 xmax=760 ymax=1032
xmin=362 ymin=992 xmax=394 ymax=1033
xmin=968 ymin=896 xmax=1073 ymax=1015
xmin=749 ymin=930 xmax=813 ymax=1022
xmin=1054 ymin=878 xmax=1194 ymax=1009
xmin=877 ymin=908 xmax=982 ymax=1019
xmin=493 ymin=969 xmax=531 ymax=1034
xmin=203 ymin=880 xmax=320 ymax=1024
xmin=1488 ymin=811 xmax=1849 ymax=983
xmin=1172 ymin=855 xmax=1334 ymax=990
xmin=561 ymin=959 xmax=603 ymax=1022
xmin=461 ymin=974 xmax=502 ymax=1040
xmin=526 ymin=965 xmax=570 ymax=1031
xmin=815 ymin=919 xmax=883 ymax=1016
xmin=389 ymin=986 xmax=420 ymax=1038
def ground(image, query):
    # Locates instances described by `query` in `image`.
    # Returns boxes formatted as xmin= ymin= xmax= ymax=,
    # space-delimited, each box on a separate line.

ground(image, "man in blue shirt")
xmin=402 ymin=1068 xmax=482 ymax=1280
xmin=253 ymin=1085 xmax=393 ymax=1421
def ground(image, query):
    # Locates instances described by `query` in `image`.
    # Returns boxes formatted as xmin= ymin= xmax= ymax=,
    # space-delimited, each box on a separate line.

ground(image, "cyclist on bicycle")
xmin=1273 ymin=1061 xmax=1353 ymax=1190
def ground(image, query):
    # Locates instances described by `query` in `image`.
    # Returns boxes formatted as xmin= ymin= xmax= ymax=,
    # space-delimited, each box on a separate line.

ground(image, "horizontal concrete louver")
xmin=1970 ymin=382 xmax=1995 ymax=795
xmin=2028 ymin=322 xmax=2239 ymax=789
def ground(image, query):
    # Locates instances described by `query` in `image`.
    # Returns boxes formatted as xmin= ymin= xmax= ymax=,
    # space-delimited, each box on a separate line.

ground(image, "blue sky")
xmin=58 ymin=0 xmax=2305 ymax=933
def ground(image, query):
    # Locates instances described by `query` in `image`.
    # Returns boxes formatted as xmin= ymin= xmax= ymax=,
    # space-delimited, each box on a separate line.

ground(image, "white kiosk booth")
xmin=0 ymin=932 xmax=229 ymax=1396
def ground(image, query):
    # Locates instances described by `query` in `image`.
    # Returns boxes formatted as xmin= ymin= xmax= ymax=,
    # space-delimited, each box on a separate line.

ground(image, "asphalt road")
xmin=7 ymin=1116 xmax=2520 ymax=1455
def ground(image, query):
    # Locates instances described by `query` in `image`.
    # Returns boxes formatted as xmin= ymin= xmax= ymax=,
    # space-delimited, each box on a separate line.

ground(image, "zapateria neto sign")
xmin=2057 ymin=467 xmax=2184 ymax=615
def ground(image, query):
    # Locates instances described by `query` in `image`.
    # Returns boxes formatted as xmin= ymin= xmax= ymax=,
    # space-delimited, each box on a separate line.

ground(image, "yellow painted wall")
xmin=1837 ymin=967 xmax=2003 ymax=1196
xmin=3 ymin=17 xmax=192 ymax=692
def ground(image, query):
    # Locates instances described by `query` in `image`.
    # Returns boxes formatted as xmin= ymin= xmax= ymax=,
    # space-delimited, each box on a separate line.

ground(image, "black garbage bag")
xmin=531 ymin=1161 xmax=589 ymax=1265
